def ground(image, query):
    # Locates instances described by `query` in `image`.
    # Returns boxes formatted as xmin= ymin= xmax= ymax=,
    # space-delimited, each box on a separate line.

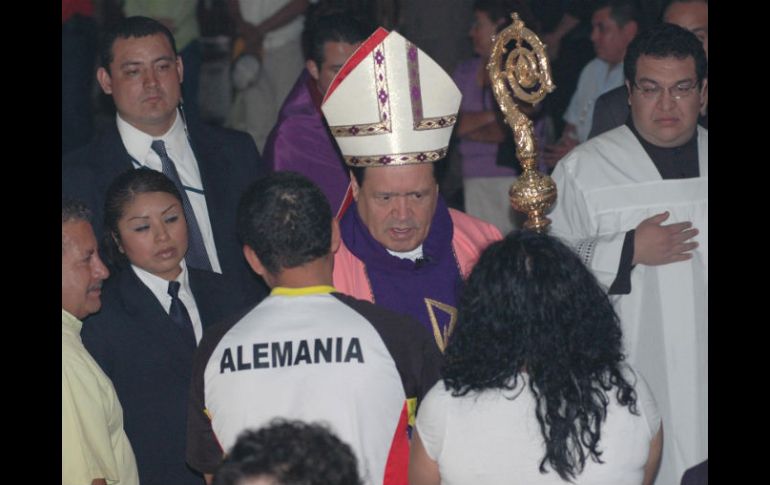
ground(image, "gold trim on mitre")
xmin=405 ymin=41 xmax=458 ymax=131
xmin=329 ymin=39 xmax=392 ymax=138
xmin=321 ymin=29 xmax=461 ymax=167
xmin=344 ymin=147 xmax=448 ymax=167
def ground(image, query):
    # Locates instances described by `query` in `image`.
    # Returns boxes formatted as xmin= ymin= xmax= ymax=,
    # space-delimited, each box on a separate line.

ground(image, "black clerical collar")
xmin=625 ymin=117 xmax=699 ymax=179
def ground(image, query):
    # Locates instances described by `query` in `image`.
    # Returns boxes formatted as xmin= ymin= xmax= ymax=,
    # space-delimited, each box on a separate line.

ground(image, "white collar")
xmin=131 ymin=259 xmax=190 ymax=303
xmin=116 ymin=109 xmax=187 ymax=166
xmin=386 ymin=244 xmax=424 ymax=262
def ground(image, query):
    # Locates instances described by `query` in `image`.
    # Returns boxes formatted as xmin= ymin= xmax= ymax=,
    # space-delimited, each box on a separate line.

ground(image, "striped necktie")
xmin=151 ymin=140 xmax=212 ymax=271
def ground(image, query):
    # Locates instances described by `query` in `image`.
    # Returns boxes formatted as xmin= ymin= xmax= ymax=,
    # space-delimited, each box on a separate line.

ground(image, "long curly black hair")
xmin=442 ymin=230 xmax=638 ymax=481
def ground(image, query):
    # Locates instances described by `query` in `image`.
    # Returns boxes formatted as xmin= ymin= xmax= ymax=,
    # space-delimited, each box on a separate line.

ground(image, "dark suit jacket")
xmin=81 ymin=266 xmax=255 ymax=485
xmin=589 ymin=85 xmax=631 ymax=139
xmin=62 ymin=117 xmax=268 ymax=302
xmin=681 ymin=460 xmax=708 ymax=485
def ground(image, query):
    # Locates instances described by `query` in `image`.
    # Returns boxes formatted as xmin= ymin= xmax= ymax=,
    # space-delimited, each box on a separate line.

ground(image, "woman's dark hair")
xmin=103 ymin=169 xmax=183 ymax=266
xmin=442 ymin=230 xmax=638 ymax=481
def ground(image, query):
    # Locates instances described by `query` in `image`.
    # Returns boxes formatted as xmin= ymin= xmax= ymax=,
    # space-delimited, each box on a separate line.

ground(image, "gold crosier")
xmin=487 ymin=13 xmax=557 ymax=231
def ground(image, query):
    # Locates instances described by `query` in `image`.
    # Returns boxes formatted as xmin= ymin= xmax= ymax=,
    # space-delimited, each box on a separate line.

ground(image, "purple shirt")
xmin=263 ymin=70 xmax=349 ymax=212
xmin=453 ymin=57 xmax=518 ymax=179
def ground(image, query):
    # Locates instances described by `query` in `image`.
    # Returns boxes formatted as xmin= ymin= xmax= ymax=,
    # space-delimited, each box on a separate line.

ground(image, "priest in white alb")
xmin=548 ymin=23 xmax=707 ymax=485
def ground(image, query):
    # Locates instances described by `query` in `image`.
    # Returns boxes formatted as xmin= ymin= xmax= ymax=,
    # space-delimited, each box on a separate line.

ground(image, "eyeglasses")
xmin=633 ymin=81 xmax=699 ymax=100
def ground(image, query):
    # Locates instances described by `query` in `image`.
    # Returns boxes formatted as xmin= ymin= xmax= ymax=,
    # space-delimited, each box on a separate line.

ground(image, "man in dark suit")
xmin=62 ymin=16 xmax=267 ymax=302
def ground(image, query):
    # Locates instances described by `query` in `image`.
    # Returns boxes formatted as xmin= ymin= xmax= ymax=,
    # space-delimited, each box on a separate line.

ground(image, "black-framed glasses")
xmin=633 ymin=81 xmax=699 ymax=100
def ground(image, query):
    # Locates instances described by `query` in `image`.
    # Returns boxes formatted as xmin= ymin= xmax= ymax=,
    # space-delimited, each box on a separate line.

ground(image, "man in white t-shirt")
xmin=186 ymin=172 xmax=442 ymax=485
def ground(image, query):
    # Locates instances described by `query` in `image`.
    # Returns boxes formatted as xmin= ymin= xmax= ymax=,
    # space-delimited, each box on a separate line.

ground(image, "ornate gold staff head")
xmin=487 ymin=13 xmax=557 ymax=232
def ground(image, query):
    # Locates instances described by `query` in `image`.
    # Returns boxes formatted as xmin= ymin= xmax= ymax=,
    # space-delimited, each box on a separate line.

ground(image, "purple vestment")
xmin=339 ymin=196 xmax=463 ymax=342
xmin=263 ymin=69 xmax=350 ymax=212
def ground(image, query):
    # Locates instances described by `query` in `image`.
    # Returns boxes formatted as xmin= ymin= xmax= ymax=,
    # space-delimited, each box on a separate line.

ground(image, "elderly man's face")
xmin=628 ymin=55 xmax=706 ymax=148
xmin=352 ymin=163 xmax=439 ymax=252
xmin=62 ymin=220 xmax=110 ymax=320
xmin=97 ymin=33 xmax=183 ymax=136
xmin=664 ymin=2 xmax=708 ymax=59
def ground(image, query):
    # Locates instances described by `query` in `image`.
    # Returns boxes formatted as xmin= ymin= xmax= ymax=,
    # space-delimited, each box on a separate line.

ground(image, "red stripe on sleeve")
xmin=382 ymin=401 xmax=410 ymax=485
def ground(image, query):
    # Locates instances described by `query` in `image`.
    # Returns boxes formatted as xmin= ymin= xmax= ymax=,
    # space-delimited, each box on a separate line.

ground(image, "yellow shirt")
xmin=62 ymin=310 xmax=139 ymax=485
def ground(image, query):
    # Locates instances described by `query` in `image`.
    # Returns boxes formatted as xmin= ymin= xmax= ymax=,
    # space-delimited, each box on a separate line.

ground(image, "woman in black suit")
xmin=82 ymin=169 xmax=253 ymax=485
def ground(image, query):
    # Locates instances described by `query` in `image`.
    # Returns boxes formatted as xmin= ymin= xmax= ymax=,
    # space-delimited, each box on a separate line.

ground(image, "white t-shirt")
xmin=187 ymin=287 xmax=442 ymax=485
xmin=238 ymin=0 xmax=305 ymax=50
xmin=416 ymin=366 xmax=660 ymax=485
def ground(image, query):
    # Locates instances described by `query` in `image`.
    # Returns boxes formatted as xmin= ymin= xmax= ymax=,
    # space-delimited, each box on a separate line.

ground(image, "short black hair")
xmin=624 ymin=22 xmax=707 ymax=86
xmin=212 ymin=419 xmax=362 ymax=485
xmin=593 ymin=0 xmax=643 ymax=28
xmin=103 ymin=169 xmax=183 ymax=266
xmin=99 ymin=16 xmax=177 ymax=72
xmin=305 ymin=13 xmax=368 ymax=67
xmin=62 ymin=198 xmax=92 ymax=224
xmin=237 ymin=172 xmax=332 ymax=275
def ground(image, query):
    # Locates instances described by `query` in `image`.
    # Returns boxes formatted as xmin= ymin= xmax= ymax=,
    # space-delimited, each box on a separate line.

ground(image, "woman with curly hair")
xmin=409 ymin=231 xmax=662 ymax=484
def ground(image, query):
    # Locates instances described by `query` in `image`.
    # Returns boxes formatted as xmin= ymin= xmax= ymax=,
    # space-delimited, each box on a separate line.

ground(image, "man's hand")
xmin=633 ymin=212 xmax=699 ymax=266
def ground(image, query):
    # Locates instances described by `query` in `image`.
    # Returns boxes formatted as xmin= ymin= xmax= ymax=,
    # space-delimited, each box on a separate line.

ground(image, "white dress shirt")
xmin=116 ymin=110 xmax=223 ymax=273
xmin=132 ymin=260 xmax=203 ymax=344
xmin=564 ymin=59 xmax=625 ymax=143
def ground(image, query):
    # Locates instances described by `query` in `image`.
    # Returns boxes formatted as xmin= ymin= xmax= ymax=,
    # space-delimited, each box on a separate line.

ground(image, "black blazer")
xmin=62 ymin=117 xmax=268 ymax=302
xmin=81 ymin=267 xmax=255 ymax=485
xmin=588 ymin=85 xmax=631 ymax=140
xmin=681 ymin=460 xmax=708 ymax=485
